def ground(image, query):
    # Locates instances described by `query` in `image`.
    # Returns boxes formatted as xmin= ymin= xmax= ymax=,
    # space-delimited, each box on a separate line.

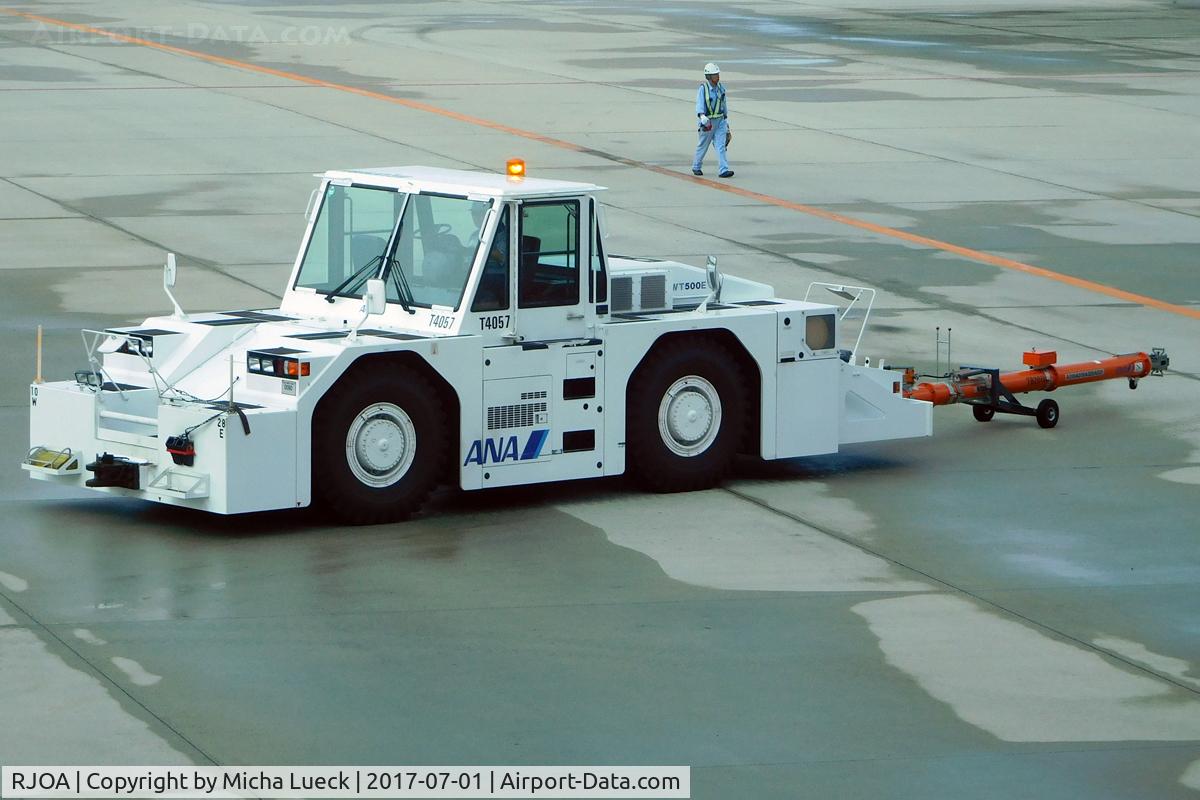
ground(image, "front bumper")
xmin=27 ymin=380 xmax=301 ymax=514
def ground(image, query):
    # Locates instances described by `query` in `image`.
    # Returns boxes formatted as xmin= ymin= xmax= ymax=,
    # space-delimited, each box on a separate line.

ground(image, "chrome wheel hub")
xmin=346 ymin=403 xmax=416 ymax=487
xmin=658 ymin=376 xmax=722 ymax=457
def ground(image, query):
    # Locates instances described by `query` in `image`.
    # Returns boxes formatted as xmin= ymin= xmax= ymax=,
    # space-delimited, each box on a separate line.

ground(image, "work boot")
xmin=719 ymin=170 xmax=734 ymax=178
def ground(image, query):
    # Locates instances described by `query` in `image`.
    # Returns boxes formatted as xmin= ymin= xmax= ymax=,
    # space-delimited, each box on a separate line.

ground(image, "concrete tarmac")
xmin=1 ymin=1 xmax=1198 ymax=797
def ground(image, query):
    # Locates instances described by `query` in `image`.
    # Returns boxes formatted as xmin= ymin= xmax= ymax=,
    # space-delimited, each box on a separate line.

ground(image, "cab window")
xmin=519 ymin=201 xmax=579 ymax=308
xmin=295 ymin=184 xmax=400 ymax=296
xmin=471 ymin=206 xmax=510 ymax=312
xmin=386 ymin=193 xmax=487 ymax=310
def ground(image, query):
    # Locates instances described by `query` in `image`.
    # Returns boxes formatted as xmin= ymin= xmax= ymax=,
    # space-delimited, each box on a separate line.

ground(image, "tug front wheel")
xmin=626 ymin=340 xmax=748 ymax=493
xmin=313 ymin=367 xmax=447 ymax=524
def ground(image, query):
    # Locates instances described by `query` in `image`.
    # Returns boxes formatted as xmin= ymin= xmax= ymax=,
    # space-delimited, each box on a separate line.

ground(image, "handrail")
xmin=804 ymin=282 xmax=876 ymax=366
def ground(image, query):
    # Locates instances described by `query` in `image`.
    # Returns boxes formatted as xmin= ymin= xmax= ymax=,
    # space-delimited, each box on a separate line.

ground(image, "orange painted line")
xmin=6 ymin=7 xmax=1199 ymax=321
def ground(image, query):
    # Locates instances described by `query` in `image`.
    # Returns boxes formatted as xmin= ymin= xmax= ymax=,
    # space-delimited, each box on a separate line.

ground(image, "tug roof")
xmin=324 ymin=166 xmax=605 ymax=199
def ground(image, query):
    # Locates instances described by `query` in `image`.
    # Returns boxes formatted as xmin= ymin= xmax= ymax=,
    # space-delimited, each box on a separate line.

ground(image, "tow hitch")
xmin=85 ymin=453 xmax=144 ymax=490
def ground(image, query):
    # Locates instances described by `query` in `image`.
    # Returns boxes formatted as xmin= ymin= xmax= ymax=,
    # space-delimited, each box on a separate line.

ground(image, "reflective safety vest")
xmin=702 ymin=82 xmax=726 ymax=120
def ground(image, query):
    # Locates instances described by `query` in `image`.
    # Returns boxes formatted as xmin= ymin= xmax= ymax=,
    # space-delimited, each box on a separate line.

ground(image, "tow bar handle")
xmin=904 ymin=348 xmax=1169 ymax=429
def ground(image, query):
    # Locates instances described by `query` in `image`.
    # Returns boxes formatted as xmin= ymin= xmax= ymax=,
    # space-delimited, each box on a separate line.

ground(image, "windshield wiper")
xmin=323 ymin=254 xmax=384 ymax=303
xmin=384 ymin=257 xmax=417 ymax=314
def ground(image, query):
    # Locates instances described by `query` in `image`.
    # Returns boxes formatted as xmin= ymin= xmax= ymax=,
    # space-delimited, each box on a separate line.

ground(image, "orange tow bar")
xmin=902 ymin=348 xmax=1169 ymax=428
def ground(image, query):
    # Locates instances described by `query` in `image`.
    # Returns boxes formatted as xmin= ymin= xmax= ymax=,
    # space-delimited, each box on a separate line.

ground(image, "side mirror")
xmin=163 ymin=252 xmax=185 ymax=319
xmin=364 ymin=279 xmax=386 ymax=316
xmin=346 ymin=279 xmax=386 ymax=343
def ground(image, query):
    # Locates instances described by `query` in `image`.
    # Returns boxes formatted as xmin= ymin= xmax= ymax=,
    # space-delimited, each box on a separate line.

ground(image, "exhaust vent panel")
xmin=487 ymin=402 xmax=547 ymax=430
xmin=639 ymin=274 xmax=667 ymax=309
xmin=610 ymin=276 xmax=634 ymax=312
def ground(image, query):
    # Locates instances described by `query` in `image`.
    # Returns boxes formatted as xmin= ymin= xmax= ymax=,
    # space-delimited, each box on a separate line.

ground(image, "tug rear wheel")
xmin=313 ymin=367 xmax=447 ymax=524
xmin=972 ymin=405 xmax=995 ymax=423
xmin=1036 ymin=398 xmax=1060 ymax=429
xmin=626 ymin=340 xmax=747 ymax=492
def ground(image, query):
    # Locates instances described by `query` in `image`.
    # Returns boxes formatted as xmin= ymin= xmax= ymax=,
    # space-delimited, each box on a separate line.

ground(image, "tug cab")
xmin=281 ymin=165 xmax=609 ymax=344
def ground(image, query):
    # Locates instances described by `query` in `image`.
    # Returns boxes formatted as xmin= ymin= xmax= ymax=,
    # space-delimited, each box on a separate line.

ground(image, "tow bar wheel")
xmin=1036 ymin=398 xmax=1059 ymax=429
xmin=345 ymin=403 xmax=417 ymax=487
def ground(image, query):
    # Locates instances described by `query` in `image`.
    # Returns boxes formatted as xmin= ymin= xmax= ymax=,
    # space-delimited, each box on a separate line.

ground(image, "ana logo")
xmin=464 ymin=429 xmax=549 ymax=466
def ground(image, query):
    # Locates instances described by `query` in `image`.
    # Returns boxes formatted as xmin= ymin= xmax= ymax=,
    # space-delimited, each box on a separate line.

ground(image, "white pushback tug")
xmin=24 ymin=163 xmax=954 ymax=523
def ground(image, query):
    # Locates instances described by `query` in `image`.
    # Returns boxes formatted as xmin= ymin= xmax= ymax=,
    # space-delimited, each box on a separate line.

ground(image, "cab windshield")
xmin=383 ymin=194 xmax=489 ymax=310
xmin=294 ymin=184 xmax=402 ymax=298
xmin=295 ymin=184 xmax=489 ymax=310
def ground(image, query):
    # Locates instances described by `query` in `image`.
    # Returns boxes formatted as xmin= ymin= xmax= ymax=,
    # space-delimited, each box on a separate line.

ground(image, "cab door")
xmin=514 ymin=198 xmax=587 ymax=342
xmin=462 ymin=197 xmax=604 ymax=490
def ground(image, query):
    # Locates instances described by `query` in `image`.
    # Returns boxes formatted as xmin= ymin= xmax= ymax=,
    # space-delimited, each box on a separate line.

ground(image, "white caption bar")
xmin=2 ymin=767 xmax=690 ymax=799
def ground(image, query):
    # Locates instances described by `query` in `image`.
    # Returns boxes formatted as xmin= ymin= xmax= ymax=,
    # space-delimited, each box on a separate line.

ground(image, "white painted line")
xmin=73 ymin=628 xmax=109 ymax=647
xmin=0 ymin=570 xmax=29 ymax=592
xmin=110 ymin=656 xmax=163 ymax=687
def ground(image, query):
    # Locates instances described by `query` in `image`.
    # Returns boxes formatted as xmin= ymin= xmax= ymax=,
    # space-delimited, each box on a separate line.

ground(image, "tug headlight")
xmin=805 ymin=313 xmax=836 ymax=351
xmin=247 ymin=350 xmax=310 ymax=379
xmin=116 ymin=334 xmax=153 ymax=358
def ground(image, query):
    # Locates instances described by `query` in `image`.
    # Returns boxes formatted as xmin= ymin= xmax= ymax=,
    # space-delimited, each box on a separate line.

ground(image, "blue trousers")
xmin=692 ymin=118 xmax=729 ymax=173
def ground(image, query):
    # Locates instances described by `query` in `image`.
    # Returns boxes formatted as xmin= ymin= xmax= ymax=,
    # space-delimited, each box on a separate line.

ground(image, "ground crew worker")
xmin=692 ymin=63 xmax=733 ymax=178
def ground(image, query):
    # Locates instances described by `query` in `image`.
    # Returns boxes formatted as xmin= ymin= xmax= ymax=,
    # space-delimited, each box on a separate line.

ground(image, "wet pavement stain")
xmin=0 ymin=65 xmax=94 ymax=83
xmin=548 ymin=2 xmax=1198 ymax=80
xmin=410 ymin=16 xmax=629 ymax=35
xmin=748 ymin=199 xmax=1200 ymax=300
xmin=732 ymin=86 xmax=935 ymax=103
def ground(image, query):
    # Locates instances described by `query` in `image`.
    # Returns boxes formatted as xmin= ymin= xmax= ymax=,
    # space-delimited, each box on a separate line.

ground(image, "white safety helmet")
xmin=703 ymin=62 xmax=720 ymax=76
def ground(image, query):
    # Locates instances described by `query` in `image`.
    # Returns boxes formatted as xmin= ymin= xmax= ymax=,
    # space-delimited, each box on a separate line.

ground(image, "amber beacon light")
xmin=506 ymin=158 xmax=526 ymax=177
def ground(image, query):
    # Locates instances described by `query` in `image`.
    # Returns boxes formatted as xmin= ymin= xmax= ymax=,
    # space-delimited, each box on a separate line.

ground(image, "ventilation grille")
xmin=640 ymin=274 xmax=667 ymax=309
xmin=520 ymin=390 xmax=548 ymax=400
xmin=487 ymin=402 xmax=547 ymax=430
xmin=611 ymin=276 xmax=634 ymax=312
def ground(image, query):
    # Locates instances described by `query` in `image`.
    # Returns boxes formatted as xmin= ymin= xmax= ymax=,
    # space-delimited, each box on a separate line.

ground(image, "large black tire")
xmin=313 ymin=367 xmax=447 ymax=524
xmin=626 ymin=339 xmax=748 ymax=493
